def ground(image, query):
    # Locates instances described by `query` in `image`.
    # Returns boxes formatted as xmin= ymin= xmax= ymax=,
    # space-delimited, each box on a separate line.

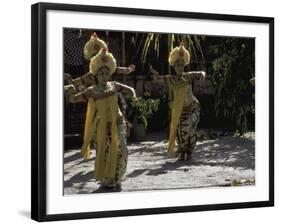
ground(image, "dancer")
xmin=150 ymin=43 xmax=206 ymax=161
xmin=65 ymin=48 xmax=137 ymax=190
xmin=64 ymin=32 xmax=135 ymax=160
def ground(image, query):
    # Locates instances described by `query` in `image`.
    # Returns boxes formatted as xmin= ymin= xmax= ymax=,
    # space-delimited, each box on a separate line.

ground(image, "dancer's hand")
xmin=132 ymin=96 xmax=139 ymax=102
xmin=149 ymin=65 xmax=160 ymax=80
xmin=200 ymin=72 xmax=206 ymax=80
xmin=127 ymin=64 xmax=136 ymax=74
xmin=131 ymin=96 xmax=139 ymax=106
xmin=122 ymin=64 xmax=135 ymax=75
xmin=64 ymin=84 xmax=76 ymax=95
xmin=149 ymin=65 xmax=159 ymax=75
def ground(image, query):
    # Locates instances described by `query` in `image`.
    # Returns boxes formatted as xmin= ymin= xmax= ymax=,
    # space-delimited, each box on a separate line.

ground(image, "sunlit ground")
xmin=64 ymin=132 xmax=255 ymax=194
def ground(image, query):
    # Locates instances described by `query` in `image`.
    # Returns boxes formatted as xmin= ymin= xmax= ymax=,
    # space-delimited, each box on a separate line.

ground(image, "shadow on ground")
xmin=64 ymin=132 xmax=255 ymax=194
xmin=126 ymin=135 xmax=254 ymax=178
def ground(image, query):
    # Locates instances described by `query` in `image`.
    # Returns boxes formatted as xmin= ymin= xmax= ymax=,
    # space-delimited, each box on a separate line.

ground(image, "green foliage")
xmin=135 ymin=33 xmax=205 ymax=65
xmin=131 ymin=93 xmax=160 ymax=128
xmin=208 ymin=38 xmax=255 ymax=134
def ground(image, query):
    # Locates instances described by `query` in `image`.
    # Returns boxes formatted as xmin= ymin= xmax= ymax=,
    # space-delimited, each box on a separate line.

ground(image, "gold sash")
xmin=81 ymin=98 xmax=95 ymax=160
xmin=166 ymin=77 xmax=187 ymax=156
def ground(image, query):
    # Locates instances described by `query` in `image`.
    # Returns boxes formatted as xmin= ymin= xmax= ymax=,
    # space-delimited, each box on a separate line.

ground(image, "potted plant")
xmin=130 ymin=93 xmax=160 ymax=141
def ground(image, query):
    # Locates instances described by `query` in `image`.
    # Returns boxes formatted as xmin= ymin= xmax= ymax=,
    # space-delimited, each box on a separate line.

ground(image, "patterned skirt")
xmin=100 ymin=121 xmax=128 ymax=187
xmin=176 ymin=103 xmax=200 ymax=160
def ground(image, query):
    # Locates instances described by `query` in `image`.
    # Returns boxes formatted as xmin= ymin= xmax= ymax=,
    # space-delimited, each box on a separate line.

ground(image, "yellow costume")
xmin=81 ymin=48 xmax=128 ymax=187
xmin=82 ymin=33 xmax=108 ymax=160
xmin=82 ymin=98 xmax=95 ymax=160
xmin=81 ymin=93 xmax=121 ymax=181
xmin=165 ymin=77 xmax=187 ymax=156
xmin=166 ymin=44 xmax=200 ymax=160
xmin=165 ymin=76 xmax=200 ymax=157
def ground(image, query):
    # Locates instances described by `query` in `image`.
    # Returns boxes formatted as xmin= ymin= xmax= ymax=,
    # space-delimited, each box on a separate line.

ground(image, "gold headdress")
xmin=89 ymin=48 xmax=117 ymax=75
xmin=168 ymin=43 xmax=190 ymax=66
xmin=83 ymin=32 xmax=107 ymax=60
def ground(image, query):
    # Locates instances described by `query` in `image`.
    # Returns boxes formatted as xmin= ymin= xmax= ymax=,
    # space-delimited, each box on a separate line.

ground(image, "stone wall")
xmin=113 ymin=74 xmax=215 ymax=97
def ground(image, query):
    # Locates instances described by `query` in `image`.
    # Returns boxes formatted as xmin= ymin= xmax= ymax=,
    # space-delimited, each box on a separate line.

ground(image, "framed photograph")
xmin=31 ymin=2 xmax=274 ymax=222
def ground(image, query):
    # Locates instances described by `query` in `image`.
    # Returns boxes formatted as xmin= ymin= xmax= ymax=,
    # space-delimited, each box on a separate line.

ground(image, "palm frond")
xmin=137 ymin=33 xmax=205 ymax=65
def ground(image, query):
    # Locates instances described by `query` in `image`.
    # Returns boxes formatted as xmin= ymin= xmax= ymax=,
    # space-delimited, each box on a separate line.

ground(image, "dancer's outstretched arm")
xmin=64 ymin=84 xmax=92 ymax=103
xmin=183 ymin=71 xmax=206 ymax=81
xmin=116 ymin=64 xmax=136 ymax=75
xmin=114 ymin=82 xmax=137 ymax=100
xmin=149 ymin=65 xmax=167 ymax=84
xmin=64 ymin=72 xmax=96 ymax=86
xmin=64 ymin=64 xmax=136 ymax=87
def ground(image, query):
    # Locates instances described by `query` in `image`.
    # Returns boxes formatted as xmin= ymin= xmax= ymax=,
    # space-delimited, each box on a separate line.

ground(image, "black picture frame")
xmin=31 ymin=2 xmax=274 ymax=222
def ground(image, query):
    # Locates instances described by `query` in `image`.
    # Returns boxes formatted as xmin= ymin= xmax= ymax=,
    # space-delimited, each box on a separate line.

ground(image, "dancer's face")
xmin=174 ymin=59 xmax=185 ymax=75
xmin=96 ymin=66 xmax=111 ymax=85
